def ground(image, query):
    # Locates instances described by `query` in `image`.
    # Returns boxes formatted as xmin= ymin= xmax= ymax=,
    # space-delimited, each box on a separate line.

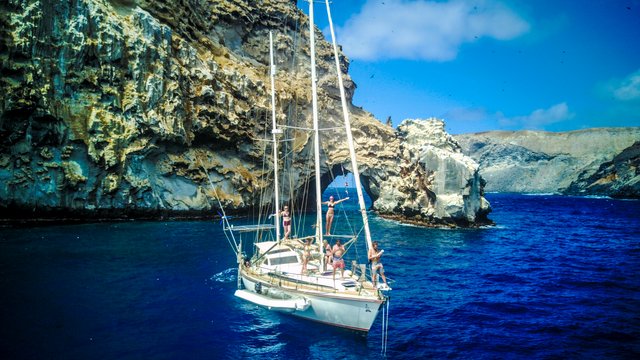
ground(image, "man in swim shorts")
xmin=332 ymin=239 xmax=346 ymax=280
xmin=368 ymin=241 xmax=389 ymax=289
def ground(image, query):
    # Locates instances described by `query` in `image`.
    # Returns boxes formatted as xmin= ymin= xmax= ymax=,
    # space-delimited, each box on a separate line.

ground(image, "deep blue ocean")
xmin=1 ymin=193 xmax=639 ymax=359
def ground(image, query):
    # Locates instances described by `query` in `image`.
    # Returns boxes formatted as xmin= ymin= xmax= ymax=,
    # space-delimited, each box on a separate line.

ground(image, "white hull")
xmin=238 ymin=270 xmax=384 ymax=332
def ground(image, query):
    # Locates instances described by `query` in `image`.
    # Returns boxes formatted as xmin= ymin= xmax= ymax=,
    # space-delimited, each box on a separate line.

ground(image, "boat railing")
xmin=350 ymin=260 xmax=394 ymax=289
xmin=264 ymin=269 xmax=337 ymax=292
xmin=350 ymin=260 xmax=369 ymax=283
xmin=250 ymin=263 xmax=363 ymax=293
xmin=247 ymin=254 xmax=382 ymax=294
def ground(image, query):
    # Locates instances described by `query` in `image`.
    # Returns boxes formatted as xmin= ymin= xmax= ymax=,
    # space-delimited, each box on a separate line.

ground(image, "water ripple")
xmin=210 ymin=267 xmax=236 ymax=283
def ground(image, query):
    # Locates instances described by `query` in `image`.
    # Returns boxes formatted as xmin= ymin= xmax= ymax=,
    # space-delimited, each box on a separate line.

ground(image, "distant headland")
xmin=455 ymin=127 xmax=640 ymax=199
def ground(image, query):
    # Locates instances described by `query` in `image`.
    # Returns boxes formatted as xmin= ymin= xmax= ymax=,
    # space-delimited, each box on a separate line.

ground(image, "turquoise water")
xmin=1 ymin=193 xmax=639 ymax=359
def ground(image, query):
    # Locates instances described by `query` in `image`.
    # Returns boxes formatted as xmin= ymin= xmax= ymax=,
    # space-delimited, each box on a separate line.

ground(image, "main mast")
xmin=309 ymin=1 xmax=324 ymax=244
xmin=325 ymin=0 xmax=373 ymax=250
xmin=269 ymin=31 xmax=281 ymax=240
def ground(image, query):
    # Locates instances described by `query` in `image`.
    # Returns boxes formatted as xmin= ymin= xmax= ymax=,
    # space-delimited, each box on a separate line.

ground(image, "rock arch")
xmin=296 ymin=163 xmax=378 ymax=211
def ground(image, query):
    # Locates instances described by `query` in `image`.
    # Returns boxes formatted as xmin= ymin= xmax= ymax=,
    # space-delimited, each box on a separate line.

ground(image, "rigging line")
xmin=279 ymin=147 xmax=297 ymax=163
xmin=258 ymin=110 xmax=276 ymax=244
xmin=250 ymin=137 xmax=274 ymax=142
xmin=338 ymin=230 xmax=362 ymax=262
xmin=385 ymin=299 xmax=391 ymax=355
xmin=197 ymin=160 xmax=239 ymax=254
xmin=340 ymin=163 xmax=350 ymax=197
xmin=280 ymin=124 xmax=314 ymax=131
xmin=286 ymin=153 xmax=296 ymax=237
xmin=300 ymin=158 xmax=314 ymax=238
xmin=325 ymin=160 xmax=367 ymax=259
xmin=280 ymin=12 xmax=289 ymax=35
xmin=250 ymin=240 xmax=282 ymax=267
xmin=251 ymin=109 xmax=267 ymax=229
xmin=279 ymin=125 xmax=354 ymax=132
xmin=293 ymin=141 xmax=314 ymax=239
xmin=385 ymin=300 xmax=389 ymax=355
xmin=282 ymin=11 xmax=307 ymax=241
xmin=381 ymin=298 xmax=390 ymax=355
xmin=327 ymin=165 xmax=356 ymax=236
xmin=293 ymin=128 xmax=314 ymax=234
xmin=284 ymin=133 xmax=301 ymax=239
xmin=340 ymin=225 xmax=365 ymax=264
xmin=318 ymin=126 xmax=345 ymax=131
xmin=258 ymin=112 xmax=269 ymax=219
xmin=381 ymin=300 xmax=386 ymax=355
xmin=290 ymin=9 xmax=299 ymax=69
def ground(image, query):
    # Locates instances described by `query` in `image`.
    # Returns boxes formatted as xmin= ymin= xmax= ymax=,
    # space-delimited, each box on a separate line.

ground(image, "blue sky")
xmin=297 ymin=0 xmax=640 ymax=134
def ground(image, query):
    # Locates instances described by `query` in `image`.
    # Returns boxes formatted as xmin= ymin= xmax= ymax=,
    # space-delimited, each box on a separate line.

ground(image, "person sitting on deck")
xmin=322 ymin=196 xmax=349 ymax=235
xmin=368 ymin=241 xmax=389 ymax=289
xmin=331 ymin=239 xmax=346 ymax=280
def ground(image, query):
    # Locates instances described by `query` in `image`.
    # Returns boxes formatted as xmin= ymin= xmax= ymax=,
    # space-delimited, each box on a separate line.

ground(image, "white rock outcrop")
xmin=374 ymin=119 xmax=492 ymax=226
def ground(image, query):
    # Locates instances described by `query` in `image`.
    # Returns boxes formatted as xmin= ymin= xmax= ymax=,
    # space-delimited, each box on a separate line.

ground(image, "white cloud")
xmin=498 ymin=102 xmax=574 ymax=129
xmin=612 ymin=69 xmax=640 ymax=101
xmin=337 ymin=0 xmax=530 ymax=61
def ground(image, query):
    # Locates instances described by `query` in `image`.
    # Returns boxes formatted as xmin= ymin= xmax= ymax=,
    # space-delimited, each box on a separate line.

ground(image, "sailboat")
xmin=219 ymin=0 xmax=392 ymax=334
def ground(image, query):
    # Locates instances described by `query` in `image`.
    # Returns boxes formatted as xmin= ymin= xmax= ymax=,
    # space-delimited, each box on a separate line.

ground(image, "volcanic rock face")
xmin=0 ymin=0 xmax=489 ymax=226
xmin=455 ymin=128 xmax=640 ymax=198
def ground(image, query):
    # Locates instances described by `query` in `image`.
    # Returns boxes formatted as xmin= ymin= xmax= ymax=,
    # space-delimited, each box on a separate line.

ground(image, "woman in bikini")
xmin=322 ymin=239 xmax=332 ymax=271
xmin=322 ymin=195 xmax=349 ymax=235
xmin=281 ymin=205 xmax=291 ymax=240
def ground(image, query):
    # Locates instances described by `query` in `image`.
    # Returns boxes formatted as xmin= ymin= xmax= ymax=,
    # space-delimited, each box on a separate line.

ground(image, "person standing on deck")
xmin=322 ymin=196 xmax=349 ymax=235
xmin=368 ymin=241 xmax=389 ymax=289
xmin=322 ymin=239 xmax=332 ymax=272
xmin=281 ymin=206 xmax=291 ymax=240
xmin=332 ymin=239 xmax=346 ymax=280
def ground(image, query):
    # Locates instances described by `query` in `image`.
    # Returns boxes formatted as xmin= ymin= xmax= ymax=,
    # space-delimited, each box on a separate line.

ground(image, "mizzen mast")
xmin=309 ymin=1 xmax=324 ymax=245
xmin=269 ymin=31 xmax=282 ymax=240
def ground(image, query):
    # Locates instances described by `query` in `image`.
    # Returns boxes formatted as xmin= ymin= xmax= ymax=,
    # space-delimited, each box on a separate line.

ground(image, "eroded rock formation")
xmin=0 ymin=0 xmax=490 ymax=226
xmin=374 ymin=119 xmax=491 ymax=226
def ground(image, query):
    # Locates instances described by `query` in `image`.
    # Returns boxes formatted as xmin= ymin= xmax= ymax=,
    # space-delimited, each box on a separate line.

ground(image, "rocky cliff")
xmin=563 ymin=141 xmax=640 ymax=198
xmin=455 ymin=128 xmax=640 ymax=198
xmin=0 ymin=0 xmax=490 ymax=226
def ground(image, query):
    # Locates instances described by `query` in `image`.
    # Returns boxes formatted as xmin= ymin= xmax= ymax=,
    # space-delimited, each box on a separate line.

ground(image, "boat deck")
xmin=243 ymin=262 xmax=383 ymax=299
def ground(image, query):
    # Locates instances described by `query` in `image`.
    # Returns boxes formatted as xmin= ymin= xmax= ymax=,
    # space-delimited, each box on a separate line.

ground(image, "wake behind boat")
xmin=212 ymin=0 xmax=393 ymax=337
